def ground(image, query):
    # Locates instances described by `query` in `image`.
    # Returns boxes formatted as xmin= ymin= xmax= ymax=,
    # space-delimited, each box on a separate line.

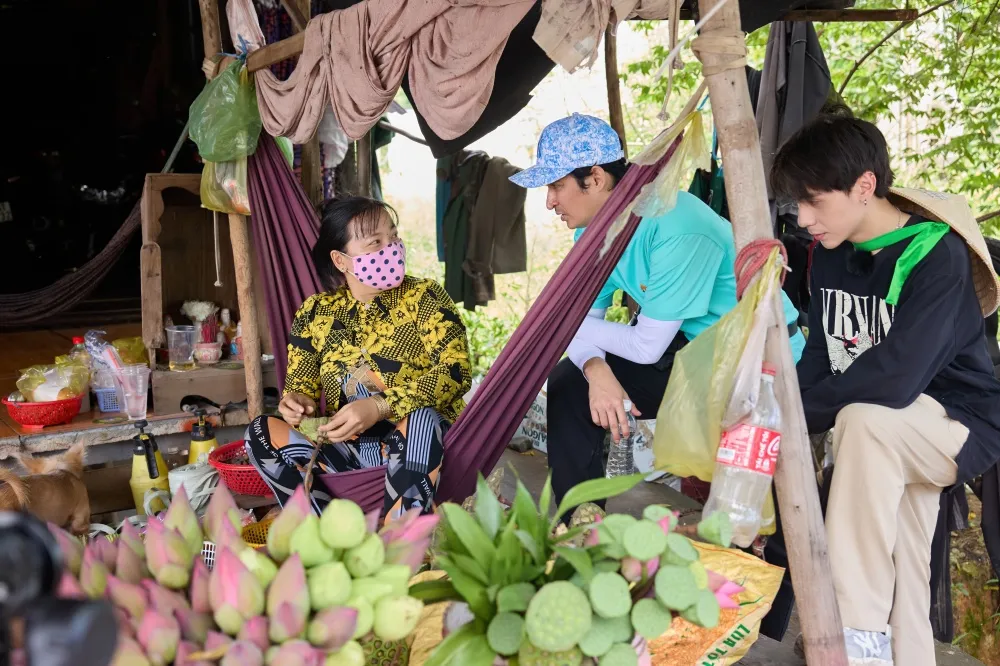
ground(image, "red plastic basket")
xmin=208 ymin=440 xmax=273 ymax=497
xmin=2 ymin=396 xmax=82 ymax=430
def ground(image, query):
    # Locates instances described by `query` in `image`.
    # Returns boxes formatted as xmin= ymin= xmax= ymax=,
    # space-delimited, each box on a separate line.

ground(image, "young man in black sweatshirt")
xmin=770 ymin=115 xmax=1000 ymax=665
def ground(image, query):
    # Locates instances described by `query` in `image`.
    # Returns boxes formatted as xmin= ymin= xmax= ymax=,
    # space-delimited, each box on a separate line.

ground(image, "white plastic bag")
xmin=721 ymin=278 xmax=780 ymax=429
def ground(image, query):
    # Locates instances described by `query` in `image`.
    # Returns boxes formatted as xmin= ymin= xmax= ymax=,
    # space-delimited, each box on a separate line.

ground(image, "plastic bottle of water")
xmin=703 ymin=363 xmax=782 ymax=547
xmin=606 ymin=400 xmax=637 ymax=478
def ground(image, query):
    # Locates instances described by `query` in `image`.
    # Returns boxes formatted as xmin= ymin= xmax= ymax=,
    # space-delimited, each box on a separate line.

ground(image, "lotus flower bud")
xmin=209 ymin=548 xmax=265 ymax=635
xmin=289 ymin=515 xmax=335 ymax=567
xmin=164 ymin=486 xmax=204 ymax=559
xmin=266 ymin=484 xmax=312 ymax=562
xmin=115 ymin=608 xmax=136 ymax=639
xmin=142 ymin=580 xmax=190 ymax=616
xmin=345 ymin=597 xmax=373 ymax=640
xmin=107 ymin=575 xmax=149 ymax=623
xmin=348 ymin=578 xmax=393 ymax=605
xmin=319 ymin=499 xmax=367 ymax=550
xmin=380 ymin=510 xmax=439 ymax=574
xmin=120 ymin=521 xmax=145 ymax=559
xmin=136 ymin=609 xmax=179 ymax=666
xmin=343 ymin=533 xmax=385 ymax=578
xmin=175 ymin=641 xmax=212 ymax=666
xmin=203 ymin=485 xmax=243 ymax=544
xmin=658 ymin=512 xmax=679 ymax=535
xmin=267 ymin=640 xmax=323 ymax=666
xmin=323 ymin=640 xmax=365 ymax=666
xmin=706 ymin=569 xmax=744 ymax=610
xmin=205 ymin=630 xmax=233 ymax=651
xmin=92 ymin=538 xmax=119 ymax=573
xmin=214 ymin=517 xmax=247 ymax=554
xmin=307 ymin=606 xmax=358 ymax=651
xmin=267 ymin=554 xmax=310 ymax=643
xmin=220 ymin=640 xmax=264 ymax=666
xmin=365 ymin=509 xmax=381 ymax=535
xmin=372 ymin=595 xmax=423 ymax=642
xmin=80 ymin=546 xmax=110 ymax=598
xmin=620 ymin=557 xmax=643 ymax=583
xmin=372 ymin=564 xmax=411 ymax=597
xmin=307 ymin=561 xmax=352 ymax=610
xmin=116 ymin=538 xmax=148 ymax=585
xmin=174 ymin=607 xmax=214 ymax=644
xmin=48 ymin=523 xmax=83 ymax=576
xmin=145 ymin=518 xmax=193 ymax=589
xmin=237 ymin=615 xmax=269 ymax=653
xmin=189 ymin=558 xmax=211 ymax=614
xmin=110 ymin=636 xmax=150 ymax=666
xmin=239 ymin=547 xmax=279 ymax=588
xmin=56 ymin=571 xmax=85 ymax=599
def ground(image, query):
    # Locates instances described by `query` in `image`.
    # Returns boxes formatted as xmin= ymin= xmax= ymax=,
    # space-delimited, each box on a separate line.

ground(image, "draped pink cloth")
xmin=241 ymin=0 xmax=534 ymax=143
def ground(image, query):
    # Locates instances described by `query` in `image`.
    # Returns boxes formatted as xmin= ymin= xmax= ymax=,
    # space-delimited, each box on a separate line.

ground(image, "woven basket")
xmin=208 ymin=441 xmax=273 ymax=497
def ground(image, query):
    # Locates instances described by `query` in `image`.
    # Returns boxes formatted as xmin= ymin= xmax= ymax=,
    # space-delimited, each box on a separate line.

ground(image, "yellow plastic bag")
xmin=16 ymin=360 xmax=90 ymax=402
xmin=112 ymin=337 xmax=148 ymax=366
xmin=649 ymin=541 xmax=786 ymax=665
xmin=653 ymin=251 xmax=784 ymax=534
xmin=201 ymin=159 xmax=250 ymax=215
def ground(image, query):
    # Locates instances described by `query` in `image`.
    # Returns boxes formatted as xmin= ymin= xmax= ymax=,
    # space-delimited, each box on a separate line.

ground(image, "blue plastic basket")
xmin=94 ymin=388 xmax=120 ymax=413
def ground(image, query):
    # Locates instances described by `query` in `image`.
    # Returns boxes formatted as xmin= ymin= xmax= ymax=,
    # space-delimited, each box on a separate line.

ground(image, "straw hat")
xmin=887 ymin=187 xmax=1000 ymax=316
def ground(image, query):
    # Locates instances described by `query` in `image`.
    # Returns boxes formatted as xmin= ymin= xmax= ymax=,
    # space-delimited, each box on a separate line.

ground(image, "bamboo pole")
xmin=357 ymin=132 xmax=373 ymax=197
xmin=604 ymin=15 xmax=628 ymax=159
xmin=229 ymin=214 xmax=265 ymax=419
xmin=292 ymin=0 xmax=324 ymax=206
xmin=694 ymin=0 xmax=848 ymax=663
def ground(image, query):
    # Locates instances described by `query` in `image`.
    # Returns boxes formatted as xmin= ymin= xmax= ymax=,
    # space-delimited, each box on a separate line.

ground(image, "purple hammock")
xmin=247 ymin=133 xmax=681 ymax=512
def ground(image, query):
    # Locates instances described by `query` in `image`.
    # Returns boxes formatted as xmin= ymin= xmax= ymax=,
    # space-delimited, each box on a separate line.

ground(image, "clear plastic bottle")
xmin=69 ymin=336 xmax=92 ymax=413
xmin=703 ymin=363 xmax=783 ymax=547
xmin=606 ymin=400 xmax=637 ymax=478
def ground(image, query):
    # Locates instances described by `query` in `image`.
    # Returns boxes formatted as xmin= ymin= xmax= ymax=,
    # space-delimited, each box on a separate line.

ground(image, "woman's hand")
xmin=584 ymin=359 xmax=641 ymax=442
xmin=319 ymin=398 xmax=382 ymax=443
xmin=278 ymin=392 xmax=318 ymax=426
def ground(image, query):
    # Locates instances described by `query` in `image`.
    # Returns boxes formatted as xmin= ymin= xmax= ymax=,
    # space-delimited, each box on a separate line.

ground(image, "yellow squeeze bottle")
xmin=129 ymin=420 xmax=170 ymax=515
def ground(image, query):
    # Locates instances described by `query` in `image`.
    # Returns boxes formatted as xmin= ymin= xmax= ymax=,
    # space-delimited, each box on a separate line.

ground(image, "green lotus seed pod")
xmin=487 ymin=612 xmax=526 ymax=656
xmin=601 ymin=515 xmax=637 ymax=543
xmin=689 ymin=561 xmax=708 ymax=590
xmin=681 ymin=588 xmax=721 ymax=628
xmin=594 ymin=559 xmax=621 ymax=574
xmin=587 ymin=572 xmax=632 ymax=619
xmin=524 ymin=581 xmax=593 ymax=652
xmin=600 ymin=642 xmax=639 ymax=666
xmin=595 ymin=525 xmax=627 ymax=560
xmin=345 ymin=597 xmax=374 ymax=640
xmin=602 ymin=614 xmax=635 ymax=644
xmin=497 ymin=582 xmax=536 ymax=613
xmin=631 ymin=598 xmax=673 ymax=640
xmin=622 ymin=520 xmax=668 ymax=562
xmin=343 ymin=533 xmax=385 ymax=579
xmin=697 ymin=511 xmax=733 ymax=548
xmin=654 ymin=565 xmax=700 ymax=611
xmin=577 ymin=615 xmax=618 ymax=658
xmin=661 ymin=533 xmax=698 ymax=566
xmin=518 ymin=641 xmax=584 ymax=666
xmin=642 ymin=505 xmax=673 ymax=523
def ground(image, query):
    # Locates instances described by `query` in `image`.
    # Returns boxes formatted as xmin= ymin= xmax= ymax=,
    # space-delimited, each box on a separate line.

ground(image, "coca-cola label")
xmin=716 ymin=424 xmax=781 ymax=476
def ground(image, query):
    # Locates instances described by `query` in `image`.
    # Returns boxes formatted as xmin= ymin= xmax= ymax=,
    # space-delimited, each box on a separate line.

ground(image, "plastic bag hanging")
xmin=201 ymin=159 xmax=251 ymax=215
xmin=188 ymin=58 xmax=262 ymax=163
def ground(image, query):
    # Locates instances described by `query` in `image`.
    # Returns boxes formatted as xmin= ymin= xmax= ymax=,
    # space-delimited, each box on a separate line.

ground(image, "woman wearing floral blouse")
xmin=244 ymin=196 xmax=472 ymax=522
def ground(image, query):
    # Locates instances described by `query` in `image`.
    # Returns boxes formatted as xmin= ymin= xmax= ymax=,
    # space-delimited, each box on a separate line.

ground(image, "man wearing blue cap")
xmin=510 ymin=113 xmax=805 ymax=508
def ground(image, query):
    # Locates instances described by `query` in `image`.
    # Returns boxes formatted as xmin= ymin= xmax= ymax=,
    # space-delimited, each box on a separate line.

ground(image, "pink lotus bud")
xmin=583 ymin=515 xmax=603 ymax=548
xmin=220 ymin=640 xmax=264 ymax=666
xmin=136 ymin=609 xmax=179 ymax=666
xmin=175 ymin=640 xmax=213 ymax=666
xmin=380 ymin=511 xmax=439 ymax=575
xmin=189 ymin=558 xmax=211 ymax=614
xmin=116 ymin=538 xmax=149 ymax=585
xmin=145 ymin=518 xmax=193 ymax=589
xmin=110 ymin=635 xmax=148 ymax=666
xmin=120 ymin=521 xmax=145 ymax=559
xmin=163 ymin=486 xmax=204 ymax=560
xmin=706 ymin=569 xmax=744 ymax=609
xmin=265 ymin=484 xmax=311 ymax=562
xmin=205 ymin=630 xmax=233 ymax=651
xmin=365 ymin=508 xmax=381 ymax=535
xmin=658 ymin=512 xmax=679 ymax=534
xmin=115 ymin=608 xmax=136 ymax=639
xmin=56 ymin=571 xmax=86 ymax=599
xmin=209 ymin=548 xmax=265 ymax=635
xmin=620 ymin=557 xmax=643 ymax=582
xmin=143 ymin=580 xmax=190 ymax=615
xmin=307 ymin=606 xmax=358 ymax=651
xmin=174 ymin=607 xmax=214 ymax=644
xmin=48 ymin=523 xmax=83 ymax=576
xmin=645 ymin=556 xmax=660 ymax=577
xmin=237 ymin=615 xmax=269 ymax=653
xmin=106 ymin=575 xmax=149 ymax=623
xmin=214 ymin=517 xmax=247 ymax=554
xmin=267 ymin=554 xmax=310 ymax=642
xmin=80 ymin=545 xmax=110 ymax=598
xmin=92 ymin=538 xmax=119 ymax=573
xmin=203 ymin=485 xmax=242 ymax=545
xmin=265 ymin=640 xmax=323 ymax=666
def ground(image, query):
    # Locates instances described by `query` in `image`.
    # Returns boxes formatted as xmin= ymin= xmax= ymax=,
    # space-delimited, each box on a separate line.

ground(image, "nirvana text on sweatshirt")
xmin=797 ymin=218 xmax=1000 ymax=484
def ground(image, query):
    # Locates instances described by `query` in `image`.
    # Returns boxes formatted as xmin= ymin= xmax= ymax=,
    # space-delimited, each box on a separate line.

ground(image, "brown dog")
xmin=0 ymin=442 xmax=90 ymax=534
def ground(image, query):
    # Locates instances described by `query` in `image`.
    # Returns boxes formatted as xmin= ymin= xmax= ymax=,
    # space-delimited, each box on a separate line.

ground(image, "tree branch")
xmin=978 ymin=210 xmax=1000 ymax=224
xmin=838 ymin=0 xmax=958 ymax=96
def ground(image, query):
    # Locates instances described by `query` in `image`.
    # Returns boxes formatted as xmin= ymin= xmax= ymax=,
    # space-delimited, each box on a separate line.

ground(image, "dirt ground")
xmin=952 ymin=495 xmax=1000 ymax=664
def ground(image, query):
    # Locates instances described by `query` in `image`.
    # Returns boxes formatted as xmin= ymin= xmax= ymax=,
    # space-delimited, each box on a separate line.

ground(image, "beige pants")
xmin=827 ymin=394 xmax=968 ymax=666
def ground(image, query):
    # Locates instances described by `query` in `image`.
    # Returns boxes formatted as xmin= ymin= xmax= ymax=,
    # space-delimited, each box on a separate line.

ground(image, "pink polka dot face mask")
xmin=347 ymin=240 xmax=406 ymax=290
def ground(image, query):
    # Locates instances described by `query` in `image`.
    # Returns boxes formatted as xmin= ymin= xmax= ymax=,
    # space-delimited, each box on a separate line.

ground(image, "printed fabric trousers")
xmin=826 ymin=394 xmax=967 ymax=665
xmin=244 ymin=376 xmax=448 ymax=523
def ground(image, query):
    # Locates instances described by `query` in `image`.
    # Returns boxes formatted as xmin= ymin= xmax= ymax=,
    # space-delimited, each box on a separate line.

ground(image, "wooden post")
xmin=198 ymin=0 xmax=223 ymax=79
xmin=228 ymin=214 xmax=264 ymax=419
xmin=292 ymin=0 xmax=324 ymax=206
xmin=694 ymin=0 xmax=848 ymax=664
xmin=604 ymin=16 xmax=628 ymax=159
xmin=357 ymin=132 xmax=373 ymax=197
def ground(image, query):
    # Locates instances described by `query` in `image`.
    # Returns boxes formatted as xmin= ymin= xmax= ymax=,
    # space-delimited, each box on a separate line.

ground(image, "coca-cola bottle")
xmin=703 ymin=363 xmax=782 ymax=547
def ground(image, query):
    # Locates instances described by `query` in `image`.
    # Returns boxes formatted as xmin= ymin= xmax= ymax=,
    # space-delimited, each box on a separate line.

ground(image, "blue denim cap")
xmin=509 ymin=113 xmax=625 ymax=188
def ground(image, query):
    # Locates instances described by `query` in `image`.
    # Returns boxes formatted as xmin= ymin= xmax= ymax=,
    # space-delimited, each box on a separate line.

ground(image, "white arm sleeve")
xmin=576 ymin=314 xmax=683 ymax=365
xmin=567 ymin=309 xmax=608 ymax=370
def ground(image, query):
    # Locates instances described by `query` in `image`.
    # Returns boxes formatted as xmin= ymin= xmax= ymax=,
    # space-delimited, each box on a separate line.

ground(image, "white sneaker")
xmin=844 ymin=627 xmax=893 ymax=665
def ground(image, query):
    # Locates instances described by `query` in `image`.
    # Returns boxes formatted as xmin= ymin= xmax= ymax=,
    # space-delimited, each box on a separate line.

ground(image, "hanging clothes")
xmin=439 ymin=151 xmax=490 ymax=310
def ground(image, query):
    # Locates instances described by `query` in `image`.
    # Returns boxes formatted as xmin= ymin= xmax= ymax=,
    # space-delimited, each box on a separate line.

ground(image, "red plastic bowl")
xmin=2 ymin=396 xmax=82 ymax=430
xmin=208 ymin=440 xmax=273 ymax=497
